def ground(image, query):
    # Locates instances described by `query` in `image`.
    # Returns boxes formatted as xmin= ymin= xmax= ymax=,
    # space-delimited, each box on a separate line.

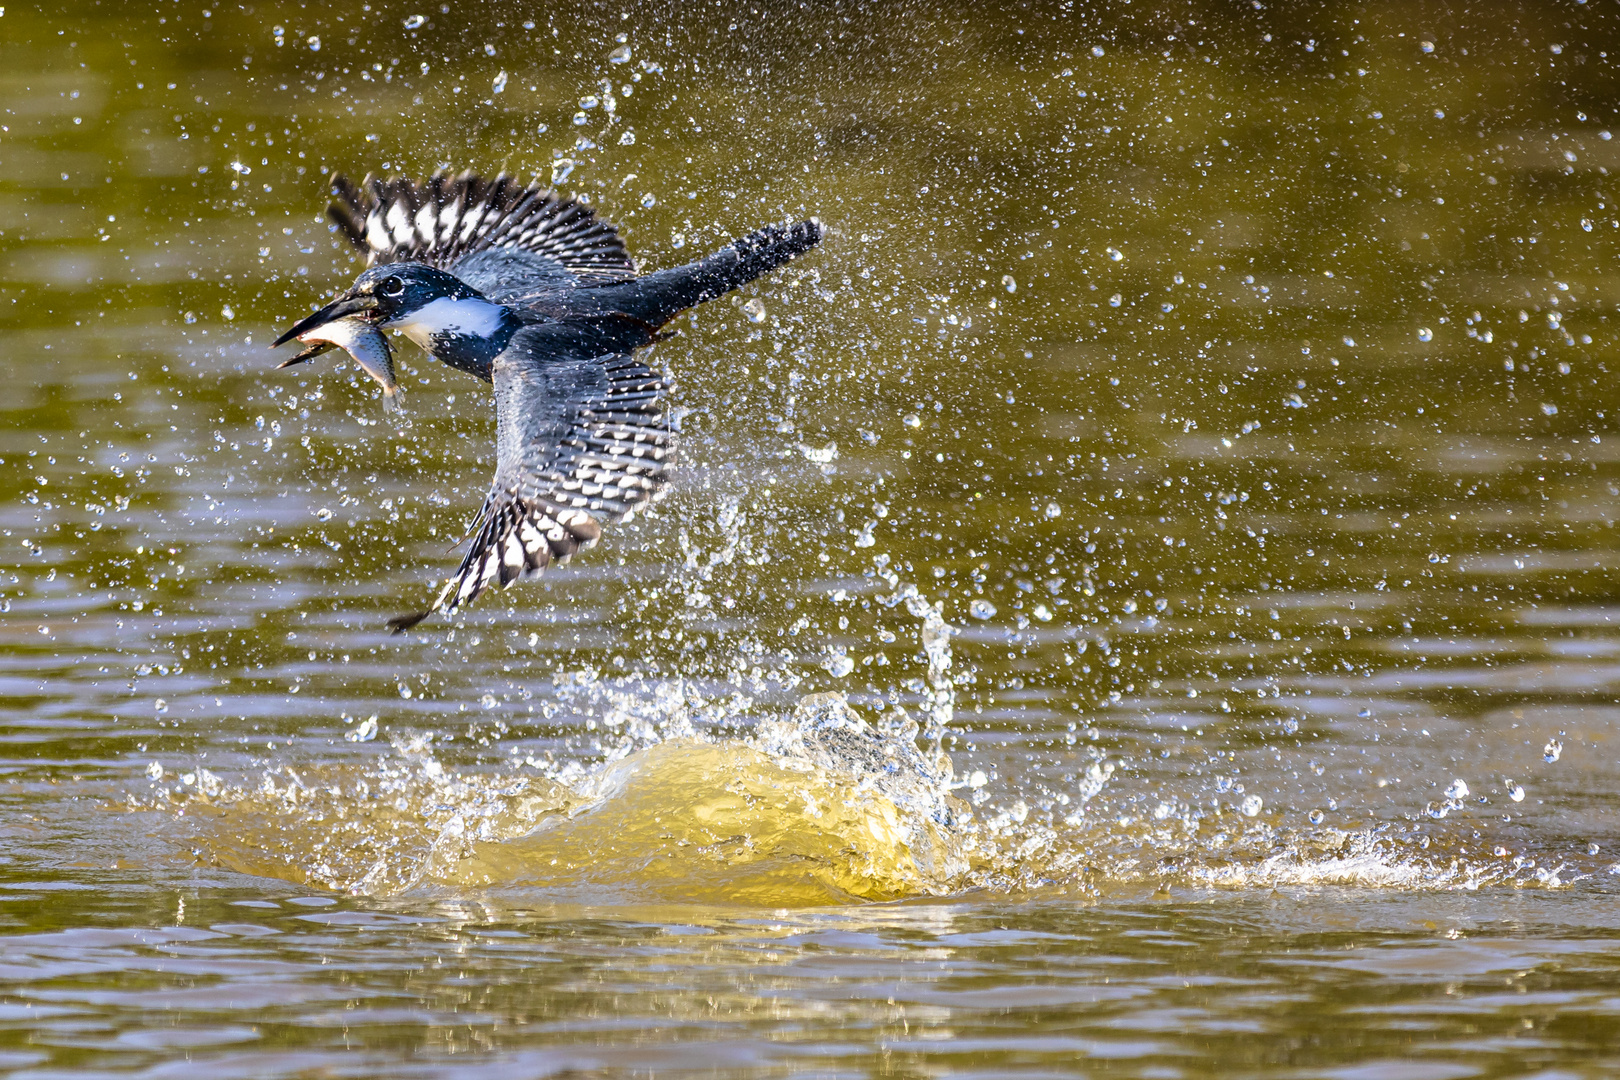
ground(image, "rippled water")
xmin=6 ymin=1 xmax=1620 ymax=1074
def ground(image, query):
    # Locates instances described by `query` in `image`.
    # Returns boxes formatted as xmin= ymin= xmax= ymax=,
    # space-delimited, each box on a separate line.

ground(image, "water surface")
xmin=4 ymin=1 xmax=1620 ymax=1075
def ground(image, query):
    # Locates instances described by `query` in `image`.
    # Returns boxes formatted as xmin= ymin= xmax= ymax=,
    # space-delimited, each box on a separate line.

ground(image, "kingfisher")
xmin=273 ymin=171 xmax=823 ymax=631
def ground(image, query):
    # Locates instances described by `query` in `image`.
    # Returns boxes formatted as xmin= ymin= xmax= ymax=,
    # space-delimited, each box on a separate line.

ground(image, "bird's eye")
xmin=381 ymin=276 xmax=405 ymax=297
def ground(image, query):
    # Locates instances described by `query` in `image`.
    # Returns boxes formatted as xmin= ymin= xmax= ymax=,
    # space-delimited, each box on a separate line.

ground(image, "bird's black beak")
xmin=276 ymin=341 xmax=333 ymax=369
xmin=271 ymin=293 xmax=380 ymax=348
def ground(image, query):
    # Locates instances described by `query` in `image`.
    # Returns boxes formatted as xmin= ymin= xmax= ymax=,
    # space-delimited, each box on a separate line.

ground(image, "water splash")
xmin=171 ymin=691 xmax=973 ymax=904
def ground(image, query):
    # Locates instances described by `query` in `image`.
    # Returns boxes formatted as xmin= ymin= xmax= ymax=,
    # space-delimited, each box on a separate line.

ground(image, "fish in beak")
xmin=273 ymin=294 xmax=405 ymax=413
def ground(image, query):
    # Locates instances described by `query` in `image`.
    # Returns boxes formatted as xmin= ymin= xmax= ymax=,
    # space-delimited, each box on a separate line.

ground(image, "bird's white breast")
xmin=392 ymin=296 xmax=505 ymax=349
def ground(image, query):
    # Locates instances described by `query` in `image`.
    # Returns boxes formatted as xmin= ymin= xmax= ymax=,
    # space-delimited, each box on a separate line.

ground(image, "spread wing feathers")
xmin=392 ymin=329 xmax=671 ymax=629
xmin=327 ymin=171 xmax=637 ymax=284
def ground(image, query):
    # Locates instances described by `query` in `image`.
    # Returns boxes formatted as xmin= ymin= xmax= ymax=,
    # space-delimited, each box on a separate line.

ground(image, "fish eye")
xmin=381 ymin=276 xmax=405 ymax=297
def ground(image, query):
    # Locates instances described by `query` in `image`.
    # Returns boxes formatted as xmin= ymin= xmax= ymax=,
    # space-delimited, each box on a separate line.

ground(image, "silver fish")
xmin=277 ymin=317 xmax=405 ymax=413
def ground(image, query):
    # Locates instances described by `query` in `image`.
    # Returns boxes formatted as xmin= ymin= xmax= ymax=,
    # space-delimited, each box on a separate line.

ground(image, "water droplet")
xmin=1583 ymin=218 xmax=1595 ymax=232
xmin=826 ymin=653 xmax=854 ymax=678
xmin=154 ymin=699 xmax=168 ymax=714
xmin=491 ymin=70 xmax=508 ymax=94
xmin=1420 ymin=40 xmax=1434 ymax=53
xmin=1342 ymin=336 xmax=1355 ymax=346
xmin=742 ymin=297 xmax=766 ymax=323
xmin=220 ymin=305 xmax=234 ymax=320
xmin=1541 ymin=403 xmax=1559 ymax=416
xmin=1444 ymin=778 xmax=1469 ymax=800
xmin=480 ymin=693 xmax=497 ymax=709
xmin=403 ymin=14 xmax=425 ymax=29
xmin=579 ymin=95 xmax=600 ymax=109
xmin=1106 ymin=246 xmax=1123 ymax=261
xmin=618 ymin=130 xmax=636 ymax=145
xmin=1506 ymin=780 xmax=1525 ymax=802
xmin=1002 ymin=274 xmax=1016 ymax=292
xmin=145 ymin=761 xmax=164 ymax=780
xmin=1589 ymin=843 xmax=1602 ymax=856
xmin=306 ymin=34 xmax=320 ymax=51
xmin=344 ymin=716 xmax=378 ymax=742
xmin=1240 ymin=794 xmax=1264 ymax=817
xmin=315 ymin=507 xmax=334 ymax=522
xmin=1307 ymin=809 xmax=1324 ymax=824
xmin=183 ymin=311 xmax=197 ymax=324
xmin=398 ymin=683 xmax=413 ymax=700
xmin=1544 ymin=738 xmax=1563 ymax=763
xmin=641 ymin=192 xmax=656 ymax=208
xmin=902 ymin=414 xmax=921 ymax=428
xmin=796 ymin=441 xmax=837 ymax=465
xmin=1092 ymin=45 xmax=1105 ymax=56
xmin=1425 ymin=801 xmax=1449 ymax=819
xmin=1417 ymin=327 xmax=1433 ymax=342
xmin=969 ymin=599 xmax=997 ymax=620
xmin=1044 ymin=502 xmax=1061 ymax=518
xmin=572 ymin=112 xmax=589 ymax=126
xmin=1109 ymin=293 xmax=1122 ymax=307
xmin=608 ymin=44 xmax=632 ymax=63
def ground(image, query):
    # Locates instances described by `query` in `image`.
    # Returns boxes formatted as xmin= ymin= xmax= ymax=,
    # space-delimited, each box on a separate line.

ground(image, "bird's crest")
xmin=326 ymin=170 xmax=637 ymax=285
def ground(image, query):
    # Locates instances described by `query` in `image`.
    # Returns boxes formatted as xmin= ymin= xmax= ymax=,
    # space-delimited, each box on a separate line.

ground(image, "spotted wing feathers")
xmin=387 ymin=327 xmax=671 ymax=631
xmin=328 ymin=171 xmax=637 ymax=285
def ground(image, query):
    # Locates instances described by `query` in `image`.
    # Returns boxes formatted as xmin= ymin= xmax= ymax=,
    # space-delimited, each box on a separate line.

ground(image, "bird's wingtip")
xmin=386 ymin=608 xmax=435 ymax=634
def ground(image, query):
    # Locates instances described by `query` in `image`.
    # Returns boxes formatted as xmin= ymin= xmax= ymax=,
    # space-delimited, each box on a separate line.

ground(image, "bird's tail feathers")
xmin=625 ymin=218 xmax=824 ymax=326
xmin=386 ymin=496 xmax=601 ymax=633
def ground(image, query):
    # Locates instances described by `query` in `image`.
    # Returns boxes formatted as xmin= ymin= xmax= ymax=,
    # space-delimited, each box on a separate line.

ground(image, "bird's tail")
xmin=619 ymin=219 xmax=824 ymax=327
xmin=386 ymin=498 xmax=602 ymax=633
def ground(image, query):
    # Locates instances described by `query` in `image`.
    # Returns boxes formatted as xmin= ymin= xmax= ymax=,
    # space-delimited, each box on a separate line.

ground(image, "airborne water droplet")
xmin=1506 ymin=780 xmax=1525 ymax=802
xmin=491 ymin=71 xmax=507 ymax=94
xmin=315 ymin=507 xmax=334 ymax=522
xmin=1444 ymin=778 xmax=1469 ymax=800
xmin=1544 ymin=738 xmax=1563 ymax=763
xmin=969 ymin=599 xmax=997 ymax=620
xmin=1240 ymin=794 xmax=1263 ymax=817
xmin=1417 ymin=327 xmax=1433 ymax=342
xmin=742 ymin=298 xmax=766 ymax=323
xmin=403 ymin=14 xmax=425 ymax=29
xmin=608 ymin=44 xmax=632 ymax=63
xmin=345 ymin=716 xmax=378 ymax=742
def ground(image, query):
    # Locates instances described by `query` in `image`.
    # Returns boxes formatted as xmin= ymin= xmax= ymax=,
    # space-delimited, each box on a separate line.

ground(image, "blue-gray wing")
xmin=429 ymin=323 xmax=672 ymax=615
xmin=327 ymin=172 xmax=636 ymax=301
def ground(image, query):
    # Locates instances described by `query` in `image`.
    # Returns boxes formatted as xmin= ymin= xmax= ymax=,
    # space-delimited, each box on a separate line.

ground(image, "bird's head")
xmin=272 ymin=263 xmax=485 ymax=347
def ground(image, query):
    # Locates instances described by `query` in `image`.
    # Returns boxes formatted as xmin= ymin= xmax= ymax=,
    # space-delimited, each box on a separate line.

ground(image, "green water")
xmin=5 ymin=1 xmax=1620 ymax=1075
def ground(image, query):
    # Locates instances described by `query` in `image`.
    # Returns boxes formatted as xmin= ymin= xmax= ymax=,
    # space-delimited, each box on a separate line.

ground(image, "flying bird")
xmin=273 ymin=171 xmax=823 ymax=631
